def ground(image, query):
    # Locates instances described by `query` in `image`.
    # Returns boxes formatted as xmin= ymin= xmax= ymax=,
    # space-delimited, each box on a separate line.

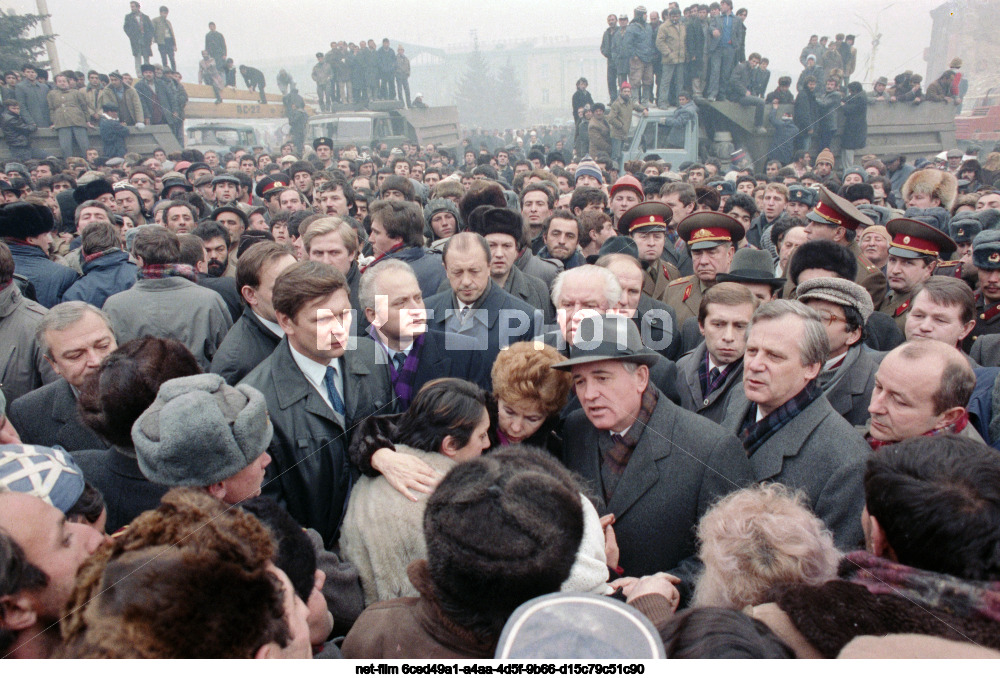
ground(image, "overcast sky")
xmin=5 ymin=0 xmax=945 ymax=87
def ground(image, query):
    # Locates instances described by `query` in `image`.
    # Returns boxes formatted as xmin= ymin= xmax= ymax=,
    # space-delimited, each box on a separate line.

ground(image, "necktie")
xmin=323 ymin=365 xmax=346 ymax=417
xmin=392 ymin=351 xmax=406 ymax=373
xmin=459 ymin=306 xmax=471 ymax=323
xmin=706 ymin=367 xmax=721 ymax=395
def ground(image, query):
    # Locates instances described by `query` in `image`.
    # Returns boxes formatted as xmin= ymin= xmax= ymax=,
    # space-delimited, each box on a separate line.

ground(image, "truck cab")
xmin=186 ymin=123 xmax=259 ymax=155
xmin=620 ymin=107 xmax=699 ymax=171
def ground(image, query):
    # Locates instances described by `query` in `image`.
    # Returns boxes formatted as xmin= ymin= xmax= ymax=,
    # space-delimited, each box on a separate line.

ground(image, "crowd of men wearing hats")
xmin=1 ymin=7 xmax=1000 ymax=662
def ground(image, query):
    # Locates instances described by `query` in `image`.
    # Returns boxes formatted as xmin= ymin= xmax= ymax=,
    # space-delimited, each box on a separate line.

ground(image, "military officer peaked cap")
xmin=886 ymin=218 xmax=956 ymax=259
xmin=807 ymin=185 xmax=874 ymax=232
xmin=677 ymin=211 xmax=745 ymax=250
xmin=255 ymin=173 xmax=291 ymax=199
xmin=618 ymin=201 xmax=672 ymax=236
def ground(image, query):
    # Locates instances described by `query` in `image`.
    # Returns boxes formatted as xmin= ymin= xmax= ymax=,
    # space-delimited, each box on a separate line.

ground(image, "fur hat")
xmin=424 ymin=446 xmax=584 ymax=634
xmin=73 ymin=176 xmax=115 ymax=204
xmin=466 ymin=205 xmax=523 ymax=243
xmin=787 ymin=239 xmax=857 ymax=285
xmin=902 ymin=206 xmax=951 ymax=234
xmin=972 ymin=230 xmax=1000 ymax=271
xmin=287 ymin=160 xmax=314 ymax=178
xmin=901 ymin=169 xmax=958 ymax=211
xmin=133 ymin=374 xmax=273 ymax=487
xmin=0 ymin=201 xmax=55 ymax=239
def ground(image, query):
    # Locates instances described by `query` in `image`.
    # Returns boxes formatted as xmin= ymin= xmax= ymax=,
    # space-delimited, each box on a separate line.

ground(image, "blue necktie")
xmin=324 ymin=365 xmax=346 ymax=417
xmin=392 ymin=351 xmax=406 ymax=373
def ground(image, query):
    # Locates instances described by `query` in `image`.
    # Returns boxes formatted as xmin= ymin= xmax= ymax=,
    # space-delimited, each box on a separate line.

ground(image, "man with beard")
xmin=193 ymin=221 xmax=235 ymax=279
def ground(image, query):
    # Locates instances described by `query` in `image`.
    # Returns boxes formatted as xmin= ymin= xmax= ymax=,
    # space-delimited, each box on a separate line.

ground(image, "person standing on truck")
xmin=151 ymin=6 xmax=177 ymax=71
xmin=99 ymin=71 xmax=143 ymax=127
xmin=608 ymin=82 xmax=647 ymax=166
xmin=395 ymin=46 xmax=411 ymax=108
xmin=205 ymin=22 xmax=227 ymax=71
xmin=624 ymin=7 xmax=657 ymax=106
xmin=377 ymin=39 xmax=396 ymax=101
xmin=240 ymin=65 xmax=268 ymax=105
xmin=571 ymin=78 xmax=594 ymax=126
xmin=814 ymin=76 xmax=842 ymax=158
xmin=312 ymin=53 xmax=332 ymax=112
xmin=123 ymin=2 xmax=154 ymax=76
xmin=655 ymin=8 xmax=685 ymax=109
xmin=600 ymin=13 xmax=619 ymax=103
xmin=135 ymin=63 xmax=175 ymax=127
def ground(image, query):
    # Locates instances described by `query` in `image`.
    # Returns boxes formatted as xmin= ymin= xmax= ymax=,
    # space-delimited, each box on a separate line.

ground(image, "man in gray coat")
xmin=558 ymin=314 xmax=753 ymax=604
xmin=14 ymin=65 xmax=51 ymax=128
xmin=103 ymin=226 xmax=232 ymax=370
xmin=0 ymin=241 xmax=55 ymax=403
xmin=796 ymin=277 xmax=879 ymax=426
xmin=721 ymin=300 xmax=869 ymax=550
xmin=676 ymin=282 xmax=756 ymax=424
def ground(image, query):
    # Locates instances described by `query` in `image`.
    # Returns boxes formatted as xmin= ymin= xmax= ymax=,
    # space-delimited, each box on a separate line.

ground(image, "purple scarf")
xmin=369 ymin=328 xmax=425 ymax=409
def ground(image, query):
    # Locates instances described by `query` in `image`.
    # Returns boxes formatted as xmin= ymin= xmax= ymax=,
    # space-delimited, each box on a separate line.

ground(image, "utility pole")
xmin=35 ymin=0 xmax=60 ymax=73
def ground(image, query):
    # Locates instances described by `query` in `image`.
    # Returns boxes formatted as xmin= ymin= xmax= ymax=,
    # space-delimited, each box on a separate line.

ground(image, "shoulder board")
xmin=668 ymin=275 xmax=694 ymax=287
xmin=983 ymin=303 xmax=1000 ymax=323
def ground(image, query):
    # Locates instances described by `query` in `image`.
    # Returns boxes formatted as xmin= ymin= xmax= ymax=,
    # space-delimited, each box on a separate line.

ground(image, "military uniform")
xmin=618 ymin=200 xmax=682 ymax=304
xmin=971 ymin=293 xmax=1000 ymax=347
xmin=877 ymin=217 xmax=956 ymax=333
xmin=643 ymin=258 xmax=681 ymax=302
xmin=665 ymin=211 xmax=746 ymax=326
xmin=852 ymin=244 xmax=889 ymax=309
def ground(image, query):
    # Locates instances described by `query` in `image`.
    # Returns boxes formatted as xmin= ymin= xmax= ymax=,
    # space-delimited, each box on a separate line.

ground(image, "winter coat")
xmin=655 ymin=21 xmax=686 ymax=65
xmin=608 ymin=96 xmax=645 ymax=140
xmin=205 ymin=30 xmax=226 ymax=61
xmin=377 ymin=46 xmax=397 ymax=76
xmin=765 ymin=88 xmax=795 ymax=105
xmin=575 ymin=118 xmax=590 ymax=157
xmin=0 ymin=283 xmax=56 ymax=404
xmin=14 ymin=80 xmax=51 ymax=128
xmin=240 ymin=336 xmax=394 ymax=547
xmin=312 ymin=60 xmax=332 ymax=86
xmin=572 ymin=89 xmax=594 ymax=119
xmin=98 ymin=116 xmax=129 ymax=158
xmin=241 ymin=67 xmax=266 ymax=89
xmin=721 ymin=392 xmax=868 ymax=549
xmin=750 ymin=67 xmax=770 ymax=98
xmin=816 ymin=89 xmax=842 ymax=133
xmin=767 ymin=108 xmax=799 ymax=165
xmin=98 ymin=85 xmax=143 ymax=126
xmin=611 ymin=28 xmax=629 ymax=75
xmin=726 ymin=61 xmax=755 ymax=101
xmin=624 ymin=18 xmax=658 ymax=63
xmin=396 ymin=54 xmax=410 ymax=78
xmin=840 ymin=91 xmax=868 ymax=150
xmin=7 ymin=377 xmax=105 ymax=452
xmin=339 ymin=444 xmax=456 ymax=606
xmin=134 ymin=78 xmax=176 ymax=124
xmin=151 ymin=16 xmax=174 ymax=45
xmin=793 ymin=88 xmax=817 ymax=132
xmin=210 ymin=310 xmax=281 ymax=386
xmin=925 ymin=75 xmax=953 ymax=102
xmin=0 ymin=108 xmax=36 ymax=148
xmin=796 ymin=65 xmax=824 ymax=94
xmin=588 ymin=116 xmax=611 ymax=156
xmin=123 ymin=11 xmax=154 ymax=55
xmin=102 ymin=276 xmax=232 ymax=370
xmin=664 ymin=100 xmax=697 ymax=148
xmin=47 ymin=87 xmax=91 ymax=128
xmin=61 ymin=249 xmax=136 ymax=308
xmin=819 ymin=47 xmax=843 ymax=78
xmin=7 ymin=242 xmax=78 ymax=309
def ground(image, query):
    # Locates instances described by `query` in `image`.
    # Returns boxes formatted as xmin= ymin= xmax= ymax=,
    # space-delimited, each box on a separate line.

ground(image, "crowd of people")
xmin=0 ymin=1 xmax=998 ymax=664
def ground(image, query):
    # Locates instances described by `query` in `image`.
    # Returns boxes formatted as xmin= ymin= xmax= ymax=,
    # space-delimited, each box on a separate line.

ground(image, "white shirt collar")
xmin=288 ymin=343 xmax=343 ymax=416
xmin=253 ymin=311 xmax=285 ymax=338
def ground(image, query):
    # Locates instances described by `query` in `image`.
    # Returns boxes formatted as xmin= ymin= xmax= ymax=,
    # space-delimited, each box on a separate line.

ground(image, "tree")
xmin=0 ymin=9 xmax=53 ymax=74
xmin=454 ymin=47 xmax=499 ymax=129
xmin=494 ymin=60 xmax=526 ymax=129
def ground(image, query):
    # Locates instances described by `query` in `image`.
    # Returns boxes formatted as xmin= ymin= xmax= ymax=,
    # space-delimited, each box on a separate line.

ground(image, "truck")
xmin=185 ymin=123 xmax=260 ymax=156
xmin=618 ymin=98 xmax=958 ymax=171
xmin=955 ymin=88 xmax=1000 ymax=148
xmin=306 ymin=101 xmax=460 ymax=153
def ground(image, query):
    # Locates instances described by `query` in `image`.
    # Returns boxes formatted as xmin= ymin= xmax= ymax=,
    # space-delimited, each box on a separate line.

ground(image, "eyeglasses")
xmin=814 ymin=309 xmax=847 ymax=326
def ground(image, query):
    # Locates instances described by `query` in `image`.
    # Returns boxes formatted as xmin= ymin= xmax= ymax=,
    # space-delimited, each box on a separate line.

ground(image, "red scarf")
xmin=867 ymin=411 xmax=970 ymax=450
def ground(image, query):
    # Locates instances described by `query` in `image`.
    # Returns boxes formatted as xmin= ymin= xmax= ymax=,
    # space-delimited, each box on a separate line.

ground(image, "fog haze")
xmin=4 ymin=0 xmax=948 ymax=113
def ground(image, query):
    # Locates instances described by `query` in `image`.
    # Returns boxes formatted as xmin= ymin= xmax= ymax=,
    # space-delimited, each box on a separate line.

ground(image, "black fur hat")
xmin=0 ymin=201 xmax=55 ymax=239
xmin=423 ymin=446 xmax=584 ymax=640
xmin=465 ymin=205 xmax=523 ymax=244
xmin=73 ymin=177 xmax=114 ymax=204
xmin=787 ymin=239 xmax=858 ymax=286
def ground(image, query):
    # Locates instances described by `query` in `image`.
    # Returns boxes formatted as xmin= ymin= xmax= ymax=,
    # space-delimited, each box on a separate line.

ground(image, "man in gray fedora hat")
xmin=557 ymin=313 xmax=752 ymax=605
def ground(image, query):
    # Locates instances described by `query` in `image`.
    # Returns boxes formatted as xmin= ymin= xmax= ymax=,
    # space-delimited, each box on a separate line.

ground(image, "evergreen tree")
xmin=454 ymin=47 xmax=500 ymax=129
xmin=494 ymin=60 xmax=526 ymax=129
xmin=0 ymin=9 xmax=53 ymax=74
